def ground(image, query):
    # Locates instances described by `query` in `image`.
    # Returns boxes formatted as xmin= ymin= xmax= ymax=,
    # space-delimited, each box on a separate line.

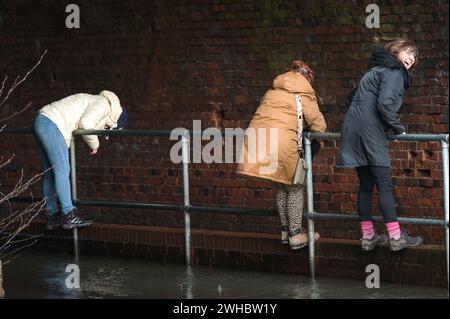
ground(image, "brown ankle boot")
xmin=289 ymin=232 xmax=320 ymax=250
xmin=281 ymin=230 xmax=289 ymax=244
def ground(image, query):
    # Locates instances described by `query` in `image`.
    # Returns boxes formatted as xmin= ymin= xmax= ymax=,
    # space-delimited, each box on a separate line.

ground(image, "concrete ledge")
xmin=27 ymin=222 xmax=447 ymax=287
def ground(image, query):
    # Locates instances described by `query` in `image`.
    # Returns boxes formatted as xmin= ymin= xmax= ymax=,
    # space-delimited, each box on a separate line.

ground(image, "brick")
xmin=0 ymin=1 xmax=448 ymax=258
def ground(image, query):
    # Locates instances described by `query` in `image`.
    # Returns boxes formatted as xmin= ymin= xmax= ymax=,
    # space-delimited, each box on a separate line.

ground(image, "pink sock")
xmin=361 ymin=221 xmax=375 ymax=239
xmin=386 ymin=222 xmax=401 ymax=240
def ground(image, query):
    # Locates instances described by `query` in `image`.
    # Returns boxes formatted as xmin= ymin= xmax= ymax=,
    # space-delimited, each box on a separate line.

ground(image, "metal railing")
xmin=2 ymin=128 xmax=449 ymax=285
xmin=304 ymin=132 xmax=449 ymax=286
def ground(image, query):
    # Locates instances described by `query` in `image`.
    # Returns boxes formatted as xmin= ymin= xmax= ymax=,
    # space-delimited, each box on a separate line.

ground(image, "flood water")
xmin=2 ymin=250 xmax=448 ymax=299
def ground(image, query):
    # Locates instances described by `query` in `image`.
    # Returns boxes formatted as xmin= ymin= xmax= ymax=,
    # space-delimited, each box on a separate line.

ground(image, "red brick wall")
xmin=1 ymin=1 xmax=448 ymax=244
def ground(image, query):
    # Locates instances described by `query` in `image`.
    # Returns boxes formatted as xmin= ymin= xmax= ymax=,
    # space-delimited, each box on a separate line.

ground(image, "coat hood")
xmin=368 ymin=48 xmax=412 ymax=90
xmin=99 ymin=90 xmax=123 ymax=129
xmin=273 ymin=71 xmax=315 ymax=94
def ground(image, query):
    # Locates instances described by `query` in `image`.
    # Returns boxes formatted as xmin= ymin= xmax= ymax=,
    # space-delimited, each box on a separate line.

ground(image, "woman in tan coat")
xmin=237 ymin=61 xmax=327 ymax=249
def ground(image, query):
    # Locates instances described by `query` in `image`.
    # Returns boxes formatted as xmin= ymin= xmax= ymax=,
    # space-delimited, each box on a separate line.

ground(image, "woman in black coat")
xmin=337 ymin=39 xmax=423 ymax=252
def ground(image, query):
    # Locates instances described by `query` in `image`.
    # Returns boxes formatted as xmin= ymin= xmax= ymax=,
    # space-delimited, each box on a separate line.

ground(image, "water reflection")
xmin=81 ymin=265 xmax=130 ymax=298
xmin=2 ymin=250 xmax=448 ymax=299
xmin=287 ymin=279 xmax=321 ymax=299
xmin=39 ymin=258 xmax=83 ymax=299
xmin=180 ymin=266 xmax=195 ymax=299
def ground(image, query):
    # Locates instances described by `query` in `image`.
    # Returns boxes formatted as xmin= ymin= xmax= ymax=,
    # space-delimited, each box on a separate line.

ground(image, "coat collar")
xmin=369 ymin=48 xmax=412 ymax=91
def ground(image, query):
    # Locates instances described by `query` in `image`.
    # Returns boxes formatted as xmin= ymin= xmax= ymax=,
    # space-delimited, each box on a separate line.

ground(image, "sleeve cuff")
xmin=394 ymin=127 xmax=406 ymax=135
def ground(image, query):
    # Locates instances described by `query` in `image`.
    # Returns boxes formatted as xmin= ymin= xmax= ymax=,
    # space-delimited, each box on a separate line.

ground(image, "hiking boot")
xmin=281 ymin=230 xmax=289 ymax=244
xmin=389 ymin=230 xmax=423 ymax=252
xmin=289 ymin=232 xmax=320 ymax=250
xmin=361 ymin=233 xmax=388 ymax=251
xmin=62 ymin=209 xmax=94 ymax=230
xmin=44 ymin=212 xmax=63 ymax=230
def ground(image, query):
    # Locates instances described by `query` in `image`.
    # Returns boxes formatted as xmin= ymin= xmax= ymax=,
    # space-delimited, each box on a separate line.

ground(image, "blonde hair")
xmin=384 ymin=38 xmax=419 ymax=66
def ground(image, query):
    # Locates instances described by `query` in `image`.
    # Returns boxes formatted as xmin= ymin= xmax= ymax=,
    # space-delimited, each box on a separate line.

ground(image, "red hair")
xmin=291 ymin=60 xmax=314 ymax=84
xmin=290 ymin=60 xmax=323 ymax=104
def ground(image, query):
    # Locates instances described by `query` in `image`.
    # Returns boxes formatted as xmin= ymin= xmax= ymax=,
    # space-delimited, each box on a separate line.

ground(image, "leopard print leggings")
xmin=276 ymin=184 xmax=304 ymax=236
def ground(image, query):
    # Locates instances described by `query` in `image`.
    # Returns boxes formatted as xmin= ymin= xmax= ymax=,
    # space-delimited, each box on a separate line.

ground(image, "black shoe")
xmin=44 ymin=212 xmax=63 ymax=230
xmin=62 ymin=209 xmax=94 ymax=230
xmin=389 ymin=230 xmax=423 ymax=251
xmin=361 ymin=233 xmax=388 ymax=251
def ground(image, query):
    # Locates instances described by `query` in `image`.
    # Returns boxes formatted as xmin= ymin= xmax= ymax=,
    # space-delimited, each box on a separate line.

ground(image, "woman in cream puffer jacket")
xmin=33 ymin=90 xmax=127 ymax=230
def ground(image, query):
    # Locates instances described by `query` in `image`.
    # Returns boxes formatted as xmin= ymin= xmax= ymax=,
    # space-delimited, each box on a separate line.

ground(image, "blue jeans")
xmin=33 ymin=113 xmax=75 ymax=215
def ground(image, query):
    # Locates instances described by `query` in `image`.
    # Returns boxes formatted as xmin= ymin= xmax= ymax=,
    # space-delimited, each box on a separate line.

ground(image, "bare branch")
xmin=1 ymin=50 xmax=49 ymax=263
xmin=1 ymin=238 xmax=41 ymax=266
xmin=0 ymin=102 xmax=32 ymax=123
xmin=0 ymin=154 xmax=15 ymax=170
xmin=0 ymin=200 xmax=45 ymax=233
xmin=0 ymin=76 xmax=7 ymax=98
xmin=0 ymin=199 xmax=45 ymax=252
xmin=0 ymin=50 xmax=47 ymax=107
xmin=0 ymin=169 xmax=46 ymax=205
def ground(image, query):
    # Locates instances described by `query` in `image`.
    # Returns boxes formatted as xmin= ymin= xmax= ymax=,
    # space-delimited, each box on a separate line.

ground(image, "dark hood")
xmin=368 ymin=48 xmax=412 ymax=90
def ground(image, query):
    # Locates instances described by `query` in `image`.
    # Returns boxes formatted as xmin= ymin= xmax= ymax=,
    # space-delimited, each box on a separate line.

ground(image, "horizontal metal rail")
xmin=73 ymin=129 xmax=173 ymax=137
xmin=1 ymin=128 xmax=174 ymax=137
xmin=3 ymin=128 xmax=448 ymax=142
xmin=75 ymin=200 xmax=183 ymax=211
xmin=9 ymin=198 xmax=446 ymax=226
xmin=10 ymin=198 xmax=277 ymax=216
xmin=306 ymin=132 xmax=449 ymax=142
xmin=10 ymin=196 xmax=43 ymax=203
xmin=2 ymin=128 xmax=448 ymax=286
xmin=188 ymin=205 xmax=277 ymax=216
xmin=308 ymin=212 xmax=447 ymax=227
xmin=1 ymin=128 xmax=32 ymax=134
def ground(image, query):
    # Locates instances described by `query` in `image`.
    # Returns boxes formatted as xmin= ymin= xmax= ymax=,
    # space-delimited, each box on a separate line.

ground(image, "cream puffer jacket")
xmin=39 ymin=91 xmax=123 ymax=150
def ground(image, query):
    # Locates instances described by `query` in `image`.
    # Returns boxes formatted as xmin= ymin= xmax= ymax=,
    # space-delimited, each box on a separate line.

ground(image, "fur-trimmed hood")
xmin=99 ymin=90 xmax=123 ymax=129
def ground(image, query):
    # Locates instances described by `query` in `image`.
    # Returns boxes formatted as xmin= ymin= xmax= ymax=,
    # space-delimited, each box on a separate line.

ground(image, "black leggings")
xmin=356 ymin=166 xmax=398 ymax=223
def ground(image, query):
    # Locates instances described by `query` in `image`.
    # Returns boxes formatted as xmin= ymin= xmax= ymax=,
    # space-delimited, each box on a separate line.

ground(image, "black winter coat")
xmin=337 ymin=49 xmax=411 ymax=168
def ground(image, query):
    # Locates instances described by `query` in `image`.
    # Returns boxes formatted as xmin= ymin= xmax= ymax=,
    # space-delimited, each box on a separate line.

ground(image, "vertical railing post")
xmin=441 ymin=137 xmax=449 ymax=286
xmin=181 ymin=130 xmax=191 ymax=265
xmin=69 ymin=136 xmax=79 ymax=262
xmin=304 ymin=136 xmax=315 ymax=278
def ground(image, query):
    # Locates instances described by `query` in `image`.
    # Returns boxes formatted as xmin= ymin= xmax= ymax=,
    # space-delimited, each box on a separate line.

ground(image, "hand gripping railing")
xmin=303 ymin=132 xmax=449 ymax=286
